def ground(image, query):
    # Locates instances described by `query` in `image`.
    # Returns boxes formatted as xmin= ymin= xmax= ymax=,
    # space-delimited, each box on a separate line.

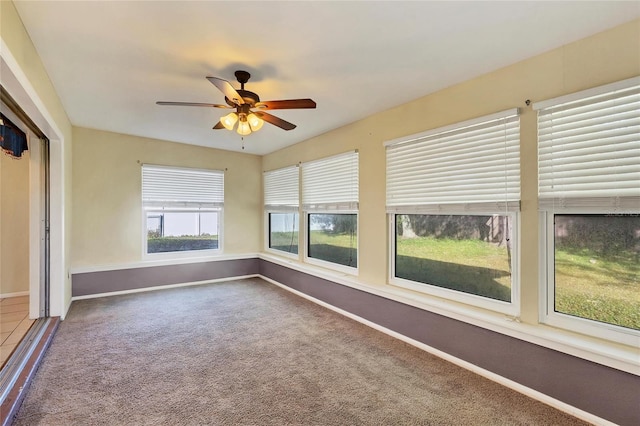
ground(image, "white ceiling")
xmin=12 ymin=1 xmax=640 ymax=155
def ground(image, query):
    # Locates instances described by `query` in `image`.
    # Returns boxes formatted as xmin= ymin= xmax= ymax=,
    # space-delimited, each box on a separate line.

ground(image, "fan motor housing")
xmin=225 ymin=89 xmax=260 ymax=107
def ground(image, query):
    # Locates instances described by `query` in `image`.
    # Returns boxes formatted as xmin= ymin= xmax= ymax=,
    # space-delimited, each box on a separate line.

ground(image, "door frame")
xmin=1 ymin=40 xmax=67 ymax=319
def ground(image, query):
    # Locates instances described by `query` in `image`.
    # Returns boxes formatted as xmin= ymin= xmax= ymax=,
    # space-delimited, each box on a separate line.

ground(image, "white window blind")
xmin=142 ymin=164 xmax=224 ymax=208
xmin=302 ymin=151 xmax=359 ymax=210
xmin=264 ymin=165 xmax=299 ymax=211
xmin=535 ymin=77 xmax=640 ymax=210
xmin=385 ymin=109 xmax=520 ymax=213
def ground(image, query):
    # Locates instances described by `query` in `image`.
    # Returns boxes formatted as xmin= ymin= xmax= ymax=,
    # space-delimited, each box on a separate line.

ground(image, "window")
xmin=268 ymin=212 xmax=299 ymax=255
xmin=386 ymin=109 xmax=520 ymax=313
xmin=308 ymin=213 xmax=357 ymax=268
xmin=395 ymin=214 xmax=513 ymax=302
xmin=264 ymin=166 xmax=299 ymax=256
xmin=535 ymin=77 xmax=640 ymax=344
xmin=142 ymin=165 xmax=223 ymax=256
xmin=553 ymin=214 xmax=639 ymax=331
xmin=302 ymin=151 xmax=359 ymax=270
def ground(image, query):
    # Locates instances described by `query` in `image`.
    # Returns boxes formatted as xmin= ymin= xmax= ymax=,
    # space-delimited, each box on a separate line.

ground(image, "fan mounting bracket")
xmin=234 ymin=70 xmax=251 ymax=86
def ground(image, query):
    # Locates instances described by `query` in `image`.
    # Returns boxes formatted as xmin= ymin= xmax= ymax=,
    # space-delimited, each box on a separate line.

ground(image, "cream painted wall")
xmin=0 ymin=151 xmax=30 ymax=295
xmin=1 ymin=0 xmax=73 ymax=317
xmin=71 ymin=127 xmax=262 ymax=268
xmin=0 ymin=3 xmax=71 ymax=136
xmin=262 ymin=19 xmax=640 ymax=326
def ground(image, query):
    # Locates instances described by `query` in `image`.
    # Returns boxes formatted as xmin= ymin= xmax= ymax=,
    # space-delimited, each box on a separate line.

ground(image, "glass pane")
xmin=147 ymin=215 xmax=163 ymax=236
xmin=146 ymin=211 xmax=219 ymax=253
xmin=554 ymin=214 xmax=640 ymax=330
xmin=395 ymin=214 xmax=512 ymax=302
xmin=308 ymin=214 xmax=357 ymax=268
xmin=269 ymin=212 xmax=299 ymax=254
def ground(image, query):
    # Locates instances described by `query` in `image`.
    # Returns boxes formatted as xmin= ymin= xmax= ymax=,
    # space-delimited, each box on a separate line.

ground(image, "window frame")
xmin=304 ymin=209 xmax=359 ymax=274
xmin=389 ymin=211 xmax=520 ymax=316
xmin=301 ymin=151 xmax=359 ymax=274
xmin=535 ymin=76 xmax=640 ymax=347
xmin=141 ymin=164 xmax=224 ymax=259
xmin=263 ymin=165 xmax=300 ymax=259
xmin=539 ymin=210 xmax=639 ymax=347
xmin=142 ymin=207 xmax=223 ymax=259
xmin=265 ymin=210 xmax=300 ymax=259
xmin=385 ymin=109 xmax=521 ymax=314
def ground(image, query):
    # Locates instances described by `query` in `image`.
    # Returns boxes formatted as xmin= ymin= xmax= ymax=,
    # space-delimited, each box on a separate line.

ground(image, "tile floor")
xmin=1 ymin=296 xmax=34 ymax=368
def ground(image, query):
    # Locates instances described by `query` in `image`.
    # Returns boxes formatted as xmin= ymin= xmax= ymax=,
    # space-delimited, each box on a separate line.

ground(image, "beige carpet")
xmin=14 ymin=278 xmax=587 ymax=425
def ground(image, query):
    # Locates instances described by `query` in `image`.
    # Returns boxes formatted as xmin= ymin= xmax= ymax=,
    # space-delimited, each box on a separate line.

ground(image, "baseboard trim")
xmin=0 ymin=291 xmax=29 ymax=299
xmin=71 ymin=274 xmax=260 ymax=301
xmin=260 ymin=274 xmax=615 ymax=426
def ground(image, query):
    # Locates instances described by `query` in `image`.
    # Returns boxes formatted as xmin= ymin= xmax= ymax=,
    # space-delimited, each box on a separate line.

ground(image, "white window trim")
xmin=385 ymin=109 xmax=521 ymax=314
xmin=535 ymin=76 xmax=640 ymax=346
xmin=539 ymin=211 xmax=640 ymax=347
xmin=303 ymin=209 xmax=359 ymax=275
xmin=263 ymin=165 xmax=300 ymax=258
xmin=264 ymin=209 xmax=300 ymax=260
xmin=388 ymin=213 xmax=520 ymax=317
xmin=301 ymin=151 xmax=359 ymax=274
xmin=141 ymin=164 xmax=224 ymax=260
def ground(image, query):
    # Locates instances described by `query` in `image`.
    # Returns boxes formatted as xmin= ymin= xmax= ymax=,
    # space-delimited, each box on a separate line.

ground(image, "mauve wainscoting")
xmin=259 ymin=259 xmax=640 ymax=426
xmin=72 ymin=258 xmax=259 ymax=297
xmin=71 ymin=257 xmax=638 ymax=425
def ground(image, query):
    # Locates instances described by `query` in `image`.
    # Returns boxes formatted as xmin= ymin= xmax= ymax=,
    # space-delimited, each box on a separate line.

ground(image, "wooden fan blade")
xmin=256 ymin=112 xmax=296 ymax=131
xmin=156 ymin=101 xmax=231 ymax=108
xmin=212 ymin=121 xmax=225 ymax=130
xmin=254 ymin=99 xmax=316 ymax=110
xmin=206 ymin=77 xmax=244 ymax=105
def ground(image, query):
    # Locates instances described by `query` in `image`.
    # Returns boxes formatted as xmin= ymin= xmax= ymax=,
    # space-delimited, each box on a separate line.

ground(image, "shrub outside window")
xmin=145 ymin=210 xmax=220 ymax=254
xmin=386 ymin=109 xmax=520 ymax=314
xmin=142 ymin=165 xmax=223 ymax=256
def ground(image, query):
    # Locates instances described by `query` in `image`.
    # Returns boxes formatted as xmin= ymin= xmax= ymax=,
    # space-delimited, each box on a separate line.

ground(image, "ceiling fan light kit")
xmin=237 ymin=119 xmax=252 ymax=136
xmin=157 ymin=70 xmax=316 ymax=137
xmin=220 ymin=112 xmax=238 ymax=130
xmin=247 ymin=113 xmax=264 ymax=131
xmin=220 ymin=107 xmax=265 ymax=135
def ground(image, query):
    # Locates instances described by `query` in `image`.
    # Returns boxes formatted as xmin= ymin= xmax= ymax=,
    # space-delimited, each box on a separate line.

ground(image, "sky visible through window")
xmin=147 ymin=212 xmax=218 ymax=236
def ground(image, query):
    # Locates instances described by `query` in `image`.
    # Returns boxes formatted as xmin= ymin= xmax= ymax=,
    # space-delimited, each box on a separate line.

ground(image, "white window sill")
xmin=303 ymin=255 xmax=358 ymax=276
xmin=264 ymin=246 xmax=299 ymax=260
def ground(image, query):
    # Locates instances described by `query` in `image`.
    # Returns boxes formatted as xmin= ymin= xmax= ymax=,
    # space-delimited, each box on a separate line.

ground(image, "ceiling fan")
xmin=157 ymin=70 xmax=316 ymax=135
